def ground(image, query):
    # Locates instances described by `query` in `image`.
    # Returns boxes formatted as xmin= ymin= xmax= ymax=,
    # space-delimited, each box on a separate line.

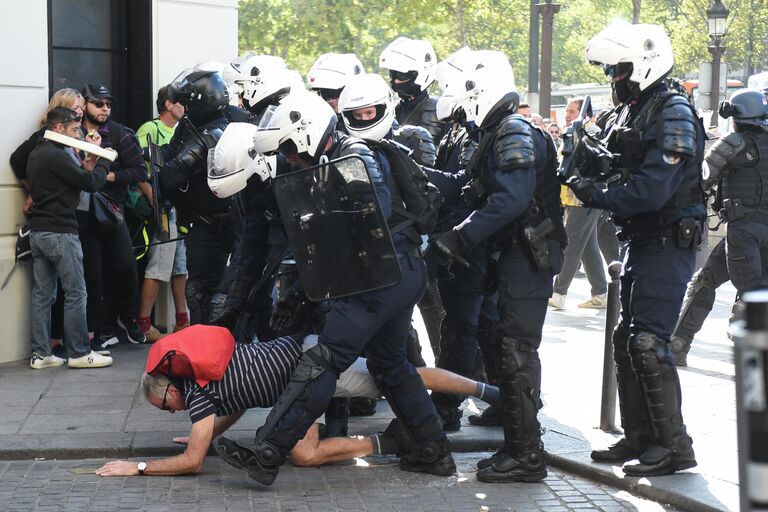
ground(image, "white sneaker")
xmin=30 ymin=353 xmax=66 ymax=370
xmin=578 ymin=294 xmax=608 ymax=309
xmin=548 ymin=292 xmax=566 ymax=310
xmin=67 ymin=351 xmax=113 ymax=369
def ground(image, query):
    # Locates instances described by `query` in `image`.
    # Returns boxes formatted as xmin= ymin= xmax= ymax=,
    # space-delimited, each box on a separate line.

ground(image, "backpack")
xmin=145 ymin=324 xmax=235 ymax=387
xmin=366 ymin=138 xmax=442 ymax=237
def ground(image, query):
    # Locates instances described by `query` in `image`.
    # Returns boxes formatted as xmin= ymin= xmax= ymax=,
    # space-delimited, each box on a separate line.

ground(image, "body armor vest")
xmin=467 ymin=114 xmax=566 ymax=246
xmin=606 ymin=90 xmax=704 ymax=233
xmin=718 ymin=131 xmax=768 ymax=220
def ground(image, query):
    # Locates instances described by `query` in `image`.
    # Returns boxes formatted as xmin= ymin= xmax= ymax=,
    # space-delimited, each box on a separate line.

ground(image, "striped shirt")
xmin=182 ymin=336 xmax=302 ymax=423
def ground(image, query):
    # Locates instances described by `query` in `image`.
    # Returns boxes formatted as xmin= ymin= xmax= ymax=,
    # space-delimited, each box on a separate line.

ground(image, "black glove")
xmin=425 ymin=230 xmax=470 ymax=268
xmin=269 ymin=290 xmax=306 ymax=332
xmin=566 ymin=176 xmax=599 ymax=207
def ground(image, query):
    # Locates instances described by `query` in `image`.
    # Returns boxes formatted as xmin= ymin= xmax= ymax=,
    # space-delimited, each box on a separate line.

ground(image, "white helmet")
xmin=379 ymin=36 xmax=437 ymax=94
xmin=306 ymin=53 xmax=365 ymax=92
xmin=229 ymin=54 xmax=295 ymax=114
xmin=435 ymin=46 xmax=474 ymax=120
xmin=207 ymin=123 xmax=275 ymax=198
xmin=338 ymin=73 xmax=396 ymax=141
xmin=586 ymin=20 xmax=674 ymax=93
xmin=437 ymin=50 xmax=517 ymax=127
xmin=252 ymin=91 xmax=338 ymax=162
xmin=194 ymin=61 xmax=225 ymax=74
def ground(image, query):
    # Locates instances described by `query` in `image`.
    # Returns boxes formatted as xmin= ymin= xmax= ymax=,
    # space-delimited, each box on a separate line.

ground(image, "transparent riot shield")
xmin=272 ymin=154 xmax=401 ymax=301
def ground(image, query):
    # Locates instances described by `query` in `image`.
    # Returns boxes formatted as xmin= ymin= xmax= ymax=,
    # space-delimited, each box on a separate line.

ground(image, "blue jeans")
xmin=30 ymin=232 xmax=90 ymax=358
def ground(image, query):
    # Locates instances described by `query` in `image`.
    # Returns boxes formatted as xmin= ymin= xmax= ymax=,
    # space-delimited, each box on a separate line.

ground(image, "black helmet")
xmin=169 ymin=69 xmax=229 ymax=124
xmin=719 ymin=88 xmax=768 ymax=128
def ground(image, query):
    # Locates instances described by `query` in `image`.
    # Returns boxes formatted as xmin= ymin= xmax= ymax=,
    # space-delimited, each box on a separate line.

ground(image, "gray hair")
xmin=141 ymin=372 xmax=172 ymax=402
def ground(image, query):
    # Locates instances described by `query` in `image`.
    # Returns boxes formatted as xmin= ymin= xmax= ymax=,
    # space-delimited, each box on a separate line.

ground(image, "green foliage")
xmin=238 ymin=0 xmax=768 ymax=89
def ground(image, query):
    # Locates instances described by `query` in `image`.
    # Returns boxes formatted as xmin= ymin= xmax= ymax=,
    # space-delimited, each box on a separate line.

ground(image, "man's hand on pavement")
xmin=95 ymin=460 xmax=139 ymax=477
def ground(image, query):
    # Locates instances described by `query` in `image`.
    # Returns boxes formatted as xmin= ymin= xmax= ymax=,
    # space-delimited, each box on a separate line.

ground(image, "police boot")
xmin=468 ymin=404 xmax=503 ymax=427
xmin=476 ymin=442 xmax=547 ymax=483
xmin=213 ymin=437 xmax=285 ymax=485
xmin=349 ymin=397 xmax=377 ymax=416
xmin=479 ymin=337 xmax=547 ymax=482
xmin=592 ymin=325 xmax=653 ymax=462
xmin=399 ymin=437 xmax=456 ymax=477
xmin=319 ymin=397 xmax=349 ymax=438
xmin=376 ymin=418 xmax=418 ymax=456
xmin=436 ymin=405 xmax=462 ymax=432
xmin=623 ymin=427 xmax=696 ymax=477
xmin=590 ymin=434 xmax=647 ymax=463
xmin=669 ymin=335 xmax=691 ymax=367
xmin=622 ymin=332 xmax=697 ymax=476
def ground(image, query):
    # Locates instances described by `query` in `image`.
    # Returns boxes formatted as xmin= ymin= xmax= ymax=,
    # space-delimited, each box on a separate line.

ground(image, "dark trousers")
xmin=614 ymin=237 xmax=695 ymax=446
xmin=726 ymin=219 xmax=768 ymax=294
xmin=77 ymin=210 xmax=139 ymax=332
xmin=673 ymin=238 xmax=730 ymax=343
xmin=269 ymin=251 xmax=445 ymax=453
xmin=185 ymin=217 xmax=237 ymax=324
xmin=495 ymin=242 xmax=560 ymax=454
xmin=432 ymin=245 xmax=487 ymax=410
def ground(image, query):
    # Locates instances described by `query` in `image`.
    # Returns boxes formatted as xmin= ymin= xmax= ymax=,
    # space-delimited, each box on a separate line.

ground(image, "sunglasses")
xmin=315 ymin=88 xmax=343 ymax=101
xmin=60 ymin=113 xmax=82 ymax=124
xmin=160 ymin=383 xmax=171 ymax=411
xmin=89 ymin=100 xmax=112 ymax=109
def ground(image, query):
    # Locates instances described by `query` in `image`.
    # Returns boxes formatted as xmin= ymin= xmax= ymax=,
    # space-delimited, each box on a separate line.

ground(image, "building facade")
xmin=0 ymin=0 xmax=238 ymax=363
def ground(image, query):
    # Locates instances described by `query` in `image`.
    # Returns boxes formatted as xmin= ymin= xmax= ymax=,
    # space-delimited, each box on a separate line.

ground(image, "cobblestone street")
xmin=0 ymin=453 xmax=675 ymax=512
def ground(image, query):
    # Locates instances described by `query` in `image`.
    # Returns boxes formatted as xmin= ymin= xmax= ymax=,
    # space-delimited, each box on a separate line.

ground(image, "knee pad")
xmin=628 ymin=331 xmax=676 ymax=376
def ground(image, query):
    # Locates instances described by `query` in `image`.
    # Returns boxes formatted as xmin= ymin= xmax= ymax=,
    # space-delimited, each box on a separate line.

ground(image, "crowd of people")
xmin=13 ymin=17 xmax=768 ymax=488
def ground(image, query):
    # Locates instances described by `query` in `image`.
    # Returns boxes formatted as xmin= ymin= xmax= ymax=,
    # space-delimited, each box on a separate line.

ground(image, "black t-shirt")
xmin=181 ymin=336 xmax=302 ymax=423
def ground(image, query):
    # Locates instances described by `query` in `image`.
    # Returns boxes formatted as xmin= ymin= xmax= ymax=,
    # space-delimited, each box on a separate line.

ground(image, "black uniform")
xmin=573 ymin=83 xmax=706 ymax=476
xmin=426 ymin=107 xmax=565 ymax=482
xmin=159 ymin=115 xmax=234 ymax=324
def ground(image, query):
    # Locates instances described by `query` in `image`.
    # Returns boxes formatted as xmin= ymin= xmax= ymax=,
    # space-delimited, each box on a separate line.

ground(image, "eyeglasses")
xmin=160 ymin=384 xmax=171 ymax=411
xmin=60 ymin=112 xmax=82 ymax=124
xmin=89 ymin=100 xmax=112 ymax=109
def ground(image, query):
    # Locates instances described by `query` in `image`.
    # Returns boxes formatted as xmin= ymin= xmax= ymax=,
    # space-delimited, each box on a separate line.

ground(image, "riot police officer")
xmin=306 ymin=52 xmax=365 ymax=115
xmin=208 ymin=56 xmax=304 ymax=341
xmin=426 ymin=50 xmax=565 ymax=482
xmin=212 ymin=91 xmax=454 ymax=485
xmin=160 ymin=68 xmax=233 ymax=325
xmin=380 ymin=36 xmax=450 ymax=362
xmin=567 ymin=21 xmax=706 ymax=476
xmin=695 ymin=89 xmax=768 ymax=309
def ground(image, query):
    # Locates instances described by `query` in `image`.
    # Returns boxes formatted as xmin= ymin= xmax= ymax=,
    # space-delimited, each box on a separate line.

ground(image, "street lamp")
xmin=537 ymin=0 xmax=560 ymax=117
xmin=707 ymin=0 xmax=729 ymax=128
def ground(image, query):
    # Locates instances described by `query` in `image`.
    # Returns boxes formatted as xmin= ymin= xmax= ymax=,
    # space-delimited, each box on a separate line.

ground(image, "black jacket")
xmin=27 ymin=141 xmax=109 ymax=234
xmin=9 ymin=127 xmax=46 ymax=182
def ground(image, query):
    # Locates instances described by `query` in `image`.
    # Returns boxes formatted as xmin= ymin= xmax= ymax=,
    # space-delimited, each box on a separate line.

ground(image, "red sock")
xmin=138 ymin=316 xmax=152 ymax=333
xmin=175 ymin=311 xmax=189 ymax=326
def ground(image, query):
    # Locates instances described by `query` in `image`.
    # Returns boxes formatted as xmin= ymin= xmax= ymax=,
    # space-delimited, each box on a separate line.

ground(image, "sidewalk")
xmin=0 ymin=276 xmax=739 ymax=511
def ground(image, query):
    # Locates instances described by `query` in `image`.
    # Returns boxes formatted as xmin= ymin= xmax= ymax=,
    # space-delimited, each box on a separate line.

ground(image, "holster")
xmin=522 ymin=217 xmax=554 ymax=271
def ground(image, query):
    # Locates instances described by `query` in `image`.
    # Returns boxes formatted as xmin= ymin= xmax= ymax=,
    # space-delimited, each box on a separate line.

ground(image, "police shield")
xmin=273 ymin=154 xmax=401 ymax=301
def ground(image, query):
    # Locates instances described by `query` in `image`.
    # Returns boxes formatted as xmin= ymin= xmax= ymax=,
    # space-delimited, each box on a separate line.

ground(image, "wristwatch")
xmin=137 ymin=462 xmax=147 ymax=476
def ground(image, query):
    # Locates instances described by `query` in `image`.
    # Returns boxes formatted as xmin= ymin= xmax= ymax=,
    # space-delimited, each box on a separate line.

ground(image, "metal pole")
xmin=528 ymin=0 xmax=540 ymax=96
xmin=709 ymin=41 xmax=724 ymax=129
xmin=733 ymin=290 xmax=768 ymax=511
xmin=536 ymin=1 xmax=560 ymax=119
xmin=599 ymin=260 xmax=622 ymax=432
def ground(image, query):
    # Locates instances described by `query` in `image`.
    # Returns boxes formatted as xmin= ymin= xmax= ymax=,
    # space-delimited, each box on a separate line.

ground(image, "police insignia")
xmin=662 ymin=153 xmax=681 ymax=165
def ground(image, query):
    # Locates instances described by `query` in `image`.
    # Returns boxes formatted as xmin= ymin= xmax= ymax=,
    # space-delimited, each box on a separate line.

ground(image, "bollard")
xmin=733 ymin=290 xmax=768 ymax=511
xmin=599 ymin=260 xmax=622 ymax=432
